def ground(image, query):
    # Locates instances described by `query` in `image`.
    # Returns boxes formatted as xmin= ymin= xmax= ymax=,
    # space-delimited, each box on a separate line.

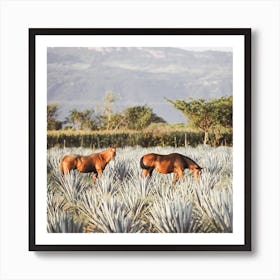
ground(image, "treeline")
xmin=48 ymin=94 xmax=233 ymax=147
xmin=47 ymin=130 xmax=232 ymax=149
xmin=48 ymin=93 xmax=165 ymax=131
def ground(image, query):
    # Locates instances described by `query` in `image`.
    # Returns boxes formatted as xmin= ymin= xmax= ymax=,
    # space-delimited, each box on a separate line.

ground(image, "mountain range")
xmin=47 ymin=47 xmax=232 ymax=123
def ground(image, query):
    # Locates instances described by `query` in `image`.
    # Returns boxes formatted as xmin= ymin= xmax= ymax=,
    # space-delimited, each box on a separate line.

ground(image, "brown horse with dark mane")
xmin=140 ymin=152 xmax=202 ymax=185
xmin=60 ymin=145 xmax=116 ymax=183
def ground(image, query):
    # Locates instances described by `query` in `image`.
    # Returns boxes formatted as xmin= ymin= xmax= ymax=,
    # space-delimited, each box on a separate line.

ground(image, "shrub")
xmin=47 ymin=131 xmax=232 ymax=148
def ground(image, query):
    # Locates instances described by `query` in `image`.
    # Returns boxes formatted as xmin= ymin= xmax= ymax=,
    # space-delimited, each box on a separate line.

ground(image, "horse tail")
xmin=140 ymin=156 xmax=150 ymax=170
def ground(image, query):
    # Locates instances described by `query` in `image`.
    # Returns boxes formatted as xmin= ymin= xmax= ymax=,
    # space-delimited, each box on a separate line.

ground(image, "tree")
xmin=210 ymin=96 xmax=233 ymax=145
xmin=103 ymin=92 xmax=117 ymax=130
xmin=104 ymin=113 xmax=127 ymax=130
xmin=124 ymin=105 xmax=166 ymax=130
xmin=98 ymin=92 xmax=120 ymax=130
xmin=167 ymin=96 xmax=232 ymax=145
xmin=65 ymin=109 xmax=97 ymax=130
xmin=150 ymin=112 xmax=166 ymax=124
xmin=47 ymin=104 xmax=62 ymax=130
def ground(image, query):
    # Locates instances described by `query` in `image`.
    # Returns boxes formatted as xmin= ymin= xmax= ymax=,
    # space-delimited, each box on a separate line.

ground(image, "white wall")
xmin=0 ymin=1 xmax=279 ymax=279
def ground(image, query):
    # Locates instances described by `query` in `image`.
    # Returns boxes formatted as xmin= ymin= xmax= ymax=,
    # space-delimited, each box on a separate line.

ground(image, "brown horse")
xmin=60 ymin=145 xmax=116 ymax=183
xmin=140 ymin=152 xmax=202 ymax=185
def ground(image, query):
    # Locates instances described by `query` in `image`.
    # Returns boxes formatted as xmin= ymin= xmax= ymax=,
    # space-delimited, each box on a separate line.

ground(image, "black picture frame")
xmin=29 ymin=28 xmax=251 ymax=251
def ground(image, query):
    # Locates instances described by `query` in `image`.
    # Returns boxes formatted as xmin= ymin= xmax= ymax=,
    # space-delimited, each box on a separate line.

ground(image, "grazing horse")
xmin=140 ymin=152 xmax=202 ymax=185
xmin=60 ymin=145 xmax=116 ymax=183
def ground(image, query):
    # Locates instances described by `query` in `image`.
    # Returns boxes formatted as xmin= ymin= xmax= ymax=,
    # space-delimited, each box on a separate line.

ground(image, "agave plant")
xmin=149 ymin=197 xmax=193 ymax=233
xmin=94 ymin=170 xmax=120 ymax=196
xmin=47 ymin=191 xmax=84 ymax=233
xmin=109 ymin=159 xmax=136 ymax=182
xmin=192 ymin=183 xmax=233 ymax=233
xmin=47 ymin=210 xmax=84 ymax=233
xmin=78 ymin=189 xmax=142 ymax=233
xmin=55 ymin=171 xmax=88 ymax=206
xmin=119 ymin=183 xmax=149 ymax=231
xmin=47 ymin=145 xmax=233 ymax=234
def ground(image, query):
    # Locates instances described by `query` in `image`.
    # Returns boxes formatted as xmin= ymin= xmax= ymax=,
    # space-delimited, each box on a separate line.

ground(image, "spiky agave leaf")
xmin=149 ymin=197 xmax=193 ymax=233
xmin=47 ymin=209 xmax=84 ymax=233
xmin=94 ymin=170 xmax=120 ymax=196
xmin=47 ymin=145 xmax=233 ymax=234
xmin=192 ymin=184 xmax=232 ymax=233
xmin=47 ymin=191 xmax=68 ymax=213
xmin=54 ymin=171 xmax=89 ymax=207
xmin=119 ymin=183 xmax=149 ymax=232
xmin=78 ymin=190 xmax=142 ymax=233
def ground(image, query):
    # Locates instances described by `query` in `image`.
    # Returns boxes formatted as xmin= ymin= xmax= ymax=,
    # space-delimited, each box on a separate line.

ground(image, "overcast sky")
xmin=182 ymin=47 xmax=232 ymax=52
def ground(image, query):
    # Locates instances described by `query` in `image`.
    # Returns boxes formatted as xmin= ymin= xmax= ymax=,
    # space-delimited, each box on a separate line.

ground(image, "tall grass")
xmin=47 ymin=146 xmax=233 ymax=233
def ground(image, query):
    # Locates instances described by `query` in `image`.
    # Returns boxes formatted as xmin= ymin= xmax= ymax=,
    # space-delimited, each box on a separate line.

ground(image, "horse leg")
xmin=172 ymin=172 xmax=179 ymax=185
xmin=142 ymin=169 xmax=149 ymax=177
xmin=142 ymin=168 xmax=153 ymax=178
xmin=92 ymin=172 xmax=98 ymax=184
xmin=179 ymin=170 xmax=184 ymax=181
xmin=96 ymin=168 xmax=103 ymax=180
xmin=61 ymin=166 xmax=70 ymax=175
xmin=173 ymin=169 xmax=184 ymax=185
xmin=193 ymin=169 xmax=200 ymax=180
xmin=60 ymin=161 xmax=69 ymax=175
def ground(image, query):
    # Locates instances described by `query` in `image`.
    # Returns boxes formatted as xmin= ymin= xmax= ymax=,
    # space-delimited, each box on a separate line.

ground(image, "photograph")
xmin=29 ymin=28 xmax=251 ymax=250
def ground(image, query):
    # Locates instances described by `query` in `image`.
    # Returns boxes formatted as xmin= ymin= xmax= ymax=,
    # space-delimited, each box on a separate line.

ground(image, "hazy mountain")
xmin=47 ymin=47 xmax=232 ymax=123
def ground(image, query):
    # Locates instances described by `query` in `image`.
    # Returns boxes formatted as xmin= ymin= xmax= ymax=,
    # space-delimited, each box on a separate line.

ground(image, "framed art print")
xmin=29 ymin=28 xmax=251 ymax=251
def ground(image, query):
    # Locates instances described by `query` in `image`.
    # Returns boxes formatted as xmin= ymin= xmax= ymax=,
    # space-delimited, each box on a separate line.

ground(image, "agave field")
xmin=47 ymin=145 xmax=233 ymax=233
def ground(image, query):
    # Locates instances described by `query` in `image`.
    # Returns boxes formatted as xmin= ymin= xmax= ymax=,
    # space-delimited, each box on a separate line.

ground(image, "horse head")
xmin=193 ymin=166 xmax=203 ymax=179
xmin=109 ymin=144 xmax=117 ymax=160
